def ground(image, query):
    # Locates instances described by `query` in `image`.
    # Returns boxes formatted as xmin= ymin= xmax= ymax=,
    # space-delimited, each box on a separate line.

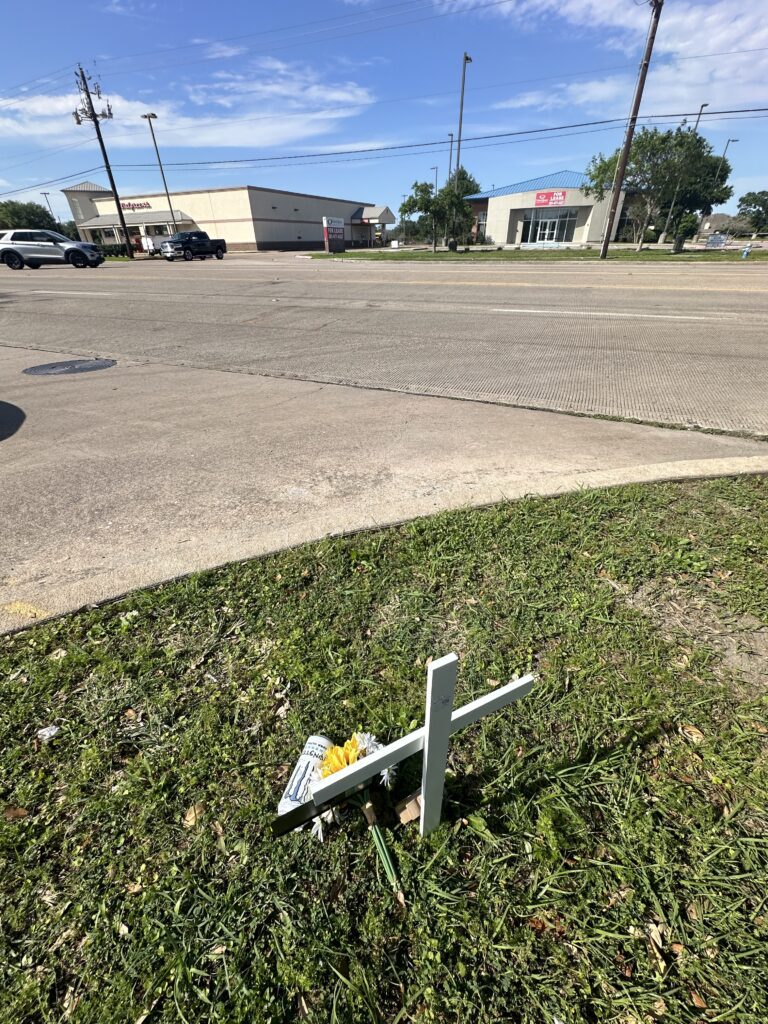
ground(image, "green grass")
xmin=312 ymin=247 xmax=768 ymax=262
xmin=2 ymin=478 xmax=768 ymax=1024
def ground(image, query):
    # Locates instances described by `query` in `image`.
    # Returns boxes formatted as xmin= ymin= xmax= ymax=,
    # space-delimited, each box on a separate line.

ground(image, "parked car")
xmin=160 ymin=231 xmax=227 ymax=262
xmin=0 ymin=229 xmax=104 ymax=270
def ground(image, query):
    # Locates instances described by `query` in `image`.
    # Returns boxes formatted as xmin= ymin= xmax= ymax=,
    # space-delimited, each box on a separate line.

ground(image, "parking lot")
xmin=2 ymin=254 xmax=767 ymax=628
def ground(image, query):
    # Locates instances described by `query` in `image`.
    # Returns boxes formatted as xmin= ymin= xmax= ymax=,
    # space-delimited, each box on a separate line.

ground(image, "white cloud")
xmin=205 ymin=43 xmax=248 ymax=60
xmin=0 ymin=59 xmax=377 ymax=158
xmin=446 ymin=0 xmax=768 ymax=117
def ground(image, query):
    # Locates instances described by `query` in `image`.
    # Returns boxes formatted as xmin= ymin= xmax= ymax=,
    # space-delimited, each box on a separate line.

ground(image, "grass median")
xmin=312 ymin=247 xmax=768 ymax=262
xmin=2 ymin=477 xmax=768 ymax=1023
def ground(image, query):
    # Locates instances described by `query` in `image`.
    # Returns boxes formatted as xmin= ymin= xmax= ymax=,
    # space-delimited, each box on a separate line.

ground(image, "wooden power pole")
xmin=599 ymin=0 xmax=664 ymax=259
xmin=74 ymin=66 xmax=134 ymax=258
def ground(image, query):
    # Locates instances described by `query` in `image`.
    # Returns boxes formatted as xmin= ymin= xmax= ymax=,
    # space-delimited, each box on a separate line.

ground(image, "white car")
xmin=0 ymin=229 xmax=104 ymax=270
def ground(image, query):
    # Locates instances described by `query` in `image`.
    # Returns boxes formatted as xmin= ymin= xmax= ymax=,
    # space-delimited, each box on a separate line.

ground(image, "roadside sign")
xmin=323 ymin=216 xmax=345 ymax=253
xmin=706 ymin=232 xmax=726 ymax=249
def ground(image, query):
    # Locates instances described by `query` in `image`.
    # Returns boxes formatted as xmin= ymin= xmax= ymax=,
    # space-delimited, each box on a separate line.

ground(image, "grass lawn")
xmin=312 ymin=248 xmax=768 ymax=262
xmin=2 ymin=478 xmax=767 ymax=1023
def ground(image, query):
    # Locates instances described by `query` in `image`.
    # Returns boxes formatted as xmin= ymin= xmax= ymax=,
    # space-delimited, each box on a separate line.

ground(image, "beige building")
xmin=62 ymin=181 xmax=395 ymax=251
xmin=466 ymin=171 xmax=625 ymax=247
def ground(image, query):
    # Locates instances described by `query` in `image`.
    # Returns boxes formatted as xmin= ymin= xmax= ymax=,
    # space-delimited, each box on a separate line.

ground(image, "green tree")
xmin=584 ymin=127 xmax=732 ymax=252
xmin=737 ymin=191 xmax=768 ymax=235
xmin=399 ymin=167 xmax=481 ymax=250
xmin=60 ymin=219 xmax=80 ymax=239
xmin=0 ymin=200 xmax=59 ymax=231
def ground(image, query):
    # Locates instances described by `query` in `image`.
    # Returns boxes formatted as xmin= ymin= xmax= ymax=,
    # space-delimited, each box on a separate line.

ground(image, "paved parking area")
xmin=1 ymin=255 xmax=767 ymax=630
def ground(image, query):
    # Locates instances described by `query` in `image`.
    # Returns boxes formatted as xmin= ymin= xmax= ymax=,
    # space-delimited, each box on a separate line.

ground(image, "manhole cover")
xmin=23 ymin=358 xmax=116 ymax=377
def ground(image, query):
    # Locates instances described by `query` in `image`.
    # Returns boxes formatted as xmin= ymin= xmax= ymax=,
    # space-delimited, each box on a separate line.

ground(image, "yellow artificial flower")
xmin=321 ymin=735 xmax=360 ymax=777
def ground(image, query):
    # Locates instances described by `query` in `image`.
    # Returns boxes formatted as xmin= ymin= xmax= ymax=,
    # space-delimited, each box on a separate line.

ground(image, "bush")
xmin=99 ymin=244 xmax=131 ymax=258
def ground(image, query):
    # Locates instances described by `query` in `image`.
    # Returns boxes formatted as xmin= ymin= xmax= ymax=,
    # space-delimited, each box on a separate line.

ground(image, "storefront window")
xmin=521 ymin=207 xmax=578 ymax=243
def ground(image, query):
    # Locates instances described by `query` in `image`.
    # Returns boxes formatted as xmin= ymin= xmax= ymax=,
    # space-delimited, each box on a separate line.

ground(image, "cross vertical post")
xmin=420 ymin=653 xmax=458 ymax=836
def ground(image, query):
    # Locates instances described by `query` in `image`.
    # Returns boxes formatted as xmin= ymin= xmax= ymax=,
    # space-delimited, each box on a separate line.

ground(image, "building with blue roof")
xmin=465 ymin=170 xmax=626 ymax=247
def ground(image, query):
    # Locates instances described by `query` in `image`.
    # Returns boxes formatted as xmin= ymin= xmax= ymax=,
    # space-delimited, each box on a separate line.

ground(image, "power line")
xmin=110 ymin=107 xmax=768 ymax=169
xmin=0 ymin=167 xmax=105 ymax=198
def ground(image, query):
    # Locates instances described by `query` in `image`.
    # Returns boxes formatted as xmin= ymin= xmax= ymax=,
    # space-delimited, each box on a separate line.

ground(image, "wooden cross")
xmin=271 ymin=654 xmax=533 ymax=837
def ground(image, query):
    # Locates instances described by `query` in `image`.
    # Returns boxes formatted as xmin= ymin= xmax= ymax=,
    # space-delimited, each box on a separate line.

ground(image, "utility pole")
xmin=141 ymin=113 xmax=177 ymax=233
xmin=40 ymin=192 xmax=57 ymax=225
xmin=430 ymin=165 xmax=438 ymax=252
xmin=447 ymin=132 xmax=454 ymax=183
xmin=401 ymin=193 xmax=408 ymax=246
xmin=73 ymin=65 xmax=133 ymax=258
xmin=454 ymin=53 xmax=472 ymax=181
xmin=658 ymin=102 xmax=708 ymax=244
xmin=599 ymin=0 xmax=663 ymax=260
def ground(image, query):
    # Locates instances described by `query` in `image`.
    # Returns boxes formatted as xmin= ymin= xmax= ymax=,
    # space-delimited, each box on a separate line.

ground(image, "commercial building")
xmin=466 ymin=171 xmax=626 ymax=247
xmin=61 ymin=181 xmax=395 ymax=251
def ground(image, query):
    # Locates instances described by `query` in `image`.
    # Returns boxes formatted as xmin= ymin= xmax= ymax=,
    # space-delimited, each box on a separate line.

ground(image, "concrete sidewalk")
xmin=2 ymin=344 xmax=767 ymax=632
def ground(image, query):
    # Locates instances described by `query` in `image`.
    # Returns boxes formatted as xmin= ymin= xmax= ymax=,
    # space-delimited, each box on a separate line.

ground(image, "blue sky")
xmin=1 ymin=0 xmax=766 ymax=219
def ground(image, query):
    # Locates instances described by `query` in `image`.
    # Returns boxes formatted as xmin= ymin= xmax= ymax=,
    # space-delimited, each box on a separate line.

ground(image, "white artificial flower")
xmin=379 ymin=766 xmax=397 ymax=789
xmin=354 ymin=731 xmax=381 ymax=756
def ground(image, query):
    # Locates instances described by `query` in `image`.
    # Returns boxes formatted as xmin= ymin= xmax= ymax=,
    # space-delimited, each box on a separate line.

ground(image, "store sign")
xmin=535 ymin=190 xmax=567 ymax=207
xmin=121 ymin=201 xmax=151 ymax=211
xmin=322 ymin=215 xmax=345 ymax=253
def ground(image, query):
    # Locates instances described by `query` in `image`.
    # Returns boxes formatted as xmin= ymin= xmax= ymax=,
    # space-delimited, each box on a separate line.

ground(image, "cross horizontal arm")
xmin=310 ymin=673 xmax=534 ymax=806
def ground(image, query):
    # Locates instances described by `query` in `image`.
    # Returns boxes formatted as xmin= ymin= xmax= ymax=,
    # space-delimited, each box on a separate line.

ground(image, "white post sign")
xmin=272 ymin=655 xmax=533 ymax=837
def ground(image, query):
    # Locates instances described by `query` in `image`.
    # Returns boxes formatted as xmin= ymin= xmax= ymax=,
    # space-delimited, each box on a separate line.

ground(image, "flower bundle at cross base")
xmin=315 ymin=732 xmax=399 ymax=889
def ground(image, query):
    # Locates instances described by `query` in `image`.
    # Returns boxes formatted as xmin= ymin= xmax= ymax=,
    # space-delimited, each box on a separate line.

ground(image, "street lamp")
xmin=693 ymin=101 xmax=709 ymax=132
xmin=141 ymin=112 xmax=177 ymax=234
xmin=40 ymin=192 xmax=57 ymax=225
xmin=454 ymin=53 xmax=472 ymax=181
xmin=715 ymin=138 xmax=738 ymax=183
xmin=430 ymin=166 xmax=438 ymax=252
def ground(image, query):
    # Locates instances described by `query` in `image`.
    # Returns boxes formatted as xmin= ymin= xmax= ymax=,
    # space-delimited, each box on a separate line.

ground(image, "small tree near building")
xmin=737 ymin=191 xmax=768 ymax=236
xmin=399 ymin=167 xmax=481 ymax=250
xmin=584 ymin=127 xmax=732 ymax=252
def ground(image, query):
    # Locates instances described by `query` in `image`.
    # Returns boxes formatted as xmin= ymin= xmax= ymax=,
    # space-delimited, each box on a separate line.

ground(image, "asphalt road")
xmin=2 ymin=254 xmax=767 ymax=433
xmin=2 ymin=255 xmax=767 ymax=631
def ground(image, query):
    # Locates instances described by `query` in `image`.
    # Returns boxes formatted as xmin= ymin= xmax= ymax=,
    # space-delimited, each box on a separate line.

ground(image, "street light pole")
xmin=454 ymin=53 xmax=472 ymax=181
xmin=447 ymin=132 xmax=454 ymax=182
xmin=141 ymin=113 xmax=177 ymax=234
xmin=430 ymin=165 xmax=438 ymax=252
xmin=659 ymin=101 xmax=709 ymax=244
xmin=599 ymin=0 xmax=664 ymax=259
xmin=715 ymin=138 xmax=737 ymax=183
xmin=40 ymin=192 xmax=57 ymax=224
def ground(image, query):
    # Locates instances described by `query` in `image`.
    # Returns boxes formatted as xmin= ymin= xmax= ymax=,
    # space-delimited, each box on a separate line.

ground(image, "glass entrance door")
xmin=536 ymin=218 xmax=558 ymax=242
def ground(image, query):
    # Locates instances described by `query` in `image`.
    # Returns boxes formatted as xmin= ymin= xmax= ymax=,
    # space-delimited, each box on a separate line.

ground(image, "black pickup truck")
xmin=160 ymin=231 xmax=227 ymax=262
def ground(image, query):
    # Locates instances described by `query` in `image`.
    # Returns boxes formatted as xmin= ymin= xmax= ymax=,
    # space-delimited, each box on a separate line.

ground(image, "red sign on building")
xmin=535 ymin=190 xmax=567 ymax=207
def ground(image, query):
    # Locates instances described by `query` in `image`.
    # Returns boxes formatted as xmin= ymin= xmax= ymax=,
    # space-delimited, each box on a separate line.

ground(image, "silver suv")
xmin=0 ymin=229 xmax=104 ymax=270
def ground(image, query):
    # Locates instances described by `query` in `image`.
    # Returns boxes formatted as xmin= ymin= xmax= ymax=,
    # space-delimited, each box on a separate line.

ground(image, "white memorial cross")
xmin=273 ymin=653 xmax=534 ymax=837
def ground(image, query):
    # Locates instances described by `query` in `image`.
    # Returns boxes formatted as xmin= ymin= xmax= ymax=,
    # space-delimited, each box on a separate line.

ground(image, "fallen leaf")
xmin=49 ymin=648 xmax=67 ymax=661
xmin=396 ymin=890 xmax=406 ymax=909
xmin=210 ymin=944 xmax=227 ymax=955
xmin=134 ymin=997 xmax=160 ymax=1024
xmin=36 ymin=724 xmax=60 ymax=744
xmin=686 ymin=903 xmax=698 ymax=921
xmin=211 ymin=819 xmax=224 ymax=837
xmin=486 ymin=678 xmax=501 ymax=688
xmin=118 ymin=922 xmax=130 ymax=937
xmin=671 ymin=942 xmax=685 ymax=956
xmin=607 ymin=885 xmax=633 ymax=908
xmin=126 ymin=881 xmax=143 ymax=895
xmin=652 ymin=997 xmax=668 ymax=1017
xmin=646 ymin=922 xmax=666 ymax=975
xmin=123 ymin=708 xmax=137 ymax=721
xmin=3 ymin=806 xmax=29 ymax=821
xmin=690 ymin=992 xmax=707 ymax=1009
xmin=275 ymin=702 xmax=290 ymax=719
xmin=183 ymin=802 xmax=205 ymax=828
xmin=298 ymin=994 xmax=310 ymax=1018
xmin=750 ymin=721 xmax=768 ymax=735
xmin=680 ymin=723 xmax=705 ymax=745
